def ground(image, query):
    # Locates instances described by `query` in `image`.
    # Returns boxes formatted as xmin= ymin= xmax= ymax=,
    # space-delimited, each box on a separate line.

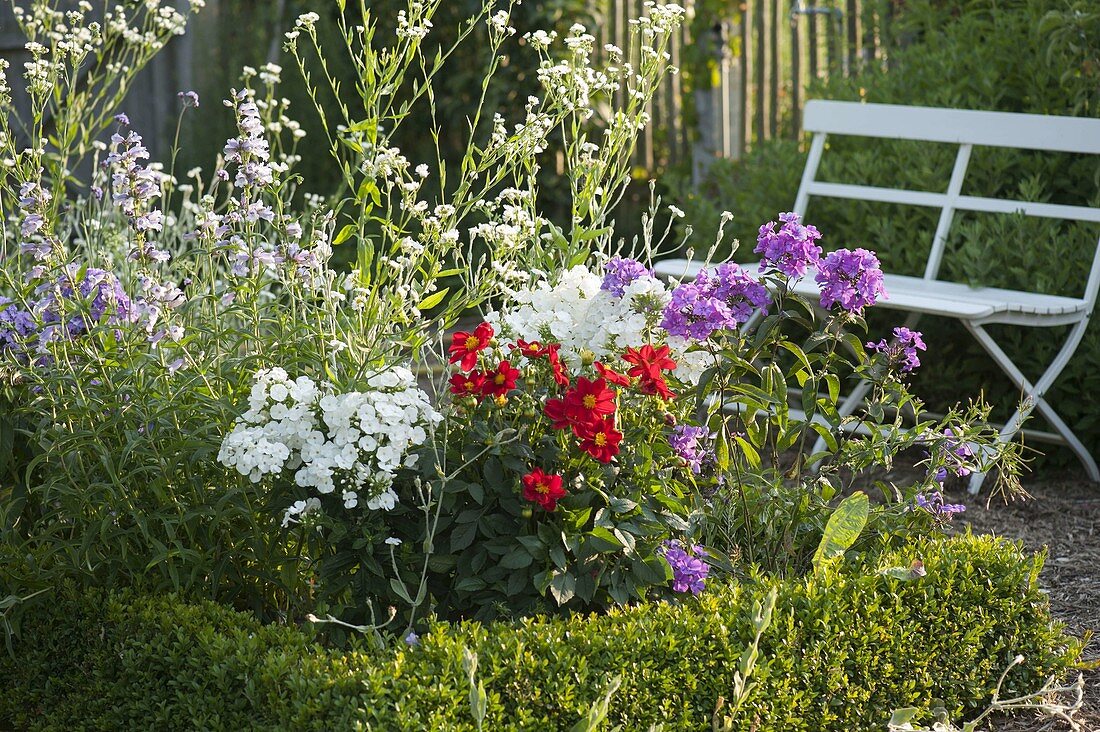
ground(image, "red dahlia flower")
xmin=547 ymin=343 xmax=570 ymax=387
xmin=622 ymin=344 xmax=677 ymax=399
xmin=480 ymin=360 xmax=520 ymax=398
xmin=563 ymin=376 xmax=616 ymax=423
xmin=511 ymin=339 xmax=550 ymax=358
xmin=522 ymin=468 xmax=567 ymax=511
xmin=449 ymin=372 xmax=486 ymax=398
xmin=577 ymin=417 xmax=623 ymax=463
xmin=448 ymin=322 xmax=494 ymax=371
xmin=594 ymin=361 xmax=631 ymax=387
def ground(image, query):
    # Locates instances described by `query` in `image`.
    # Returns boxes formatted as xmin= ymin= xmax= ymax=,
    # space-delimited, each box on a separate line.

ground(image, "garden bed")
xmin=954 ymin=474 xmax=1100 ymax=730
xmin=0 ymin=535 xmax=1080 ymax=731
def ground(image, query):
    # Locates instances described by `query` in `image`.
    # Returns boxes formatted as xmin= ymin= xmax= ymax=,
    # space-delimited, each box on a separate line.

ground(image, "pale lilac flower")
xmin=915 ymin=491 xmax=966 ymax=519
xmin=601 ymin=256 xmax=653 ymax=297
xmin=669 ymin=424 xmax=709 ymax=474
xmin=661 ymin=263 xmax=768 ymax=340
xmin=177 ymin=90 xmax=200 ymax=108
xmin=660 ymin=540 xmax=709 ymax=595
xmin=755 ymin=212 xmax=822 ymax=278
xmin=815 ymin=247 xmax=887 ymax=311
xmin=868 ymin=326 xmax=926 ymax=373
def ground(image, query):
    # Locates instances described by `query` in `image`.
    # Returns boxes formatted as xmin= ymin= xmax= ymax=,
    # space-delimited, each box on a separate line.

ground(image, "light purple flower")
xmin=601 ymin=256 xmax=653 ymax=297
xmin=661 ymin=264 xmax=769 ymax=340
xmin=915 ymin=491 xmax=966 ymax=519
xmin=177 ymin=90 xmax=200 ymax=108
xmin=815 ymin=247 xmax=887 ymax=311
xmin=941 ymin=428 xmax=974 ymax=477
xmin=660 ymin=540 xmax=710 ymax=595
xmin=755 ymin=211 xmax=822 ymax=278
xmin=670 ymin=424 xmax=709 ymax=474
xmin=868 ymin=326 xmax=926 ymax=373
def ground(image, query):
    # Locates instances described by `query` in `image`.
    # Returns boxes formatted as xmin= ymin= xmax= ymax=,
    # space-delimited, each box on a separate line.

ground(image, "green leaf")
xmin=333 ymin=224 xmax=356 ymax=246
xmin=548 ymin=572 xmax=576 ymax=604
xmin=416 ymin=288 xmax=450 ymax=311
xmin=812 ymin=491 xmax=869 ymax=571
xmin=499 ymin=548 xmax=533 ymax=569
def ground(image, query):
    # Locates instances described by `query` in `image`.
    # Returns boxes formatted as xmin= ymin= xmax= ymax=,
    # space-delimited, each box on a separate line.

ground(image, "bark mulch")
xmin=950 ymin=472 xmax=1100 ymax=731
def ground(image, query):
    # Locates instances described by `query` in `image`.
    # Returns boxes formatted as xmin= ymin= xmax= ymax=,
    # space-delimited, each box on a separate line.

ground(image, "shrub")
xmin=672 ymin=0 xmax=1100 ymax=468
xmin=0 ymin=535 xmax=1080 ymax=731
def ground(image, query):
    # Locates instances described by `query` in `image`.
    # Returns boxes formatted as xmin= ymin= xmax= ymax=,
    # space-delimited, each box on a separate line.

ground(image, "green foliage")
xmin=673 ymin=0 xmax=1100 ymax=467
xmin=0 ymin=535 xmax=1079 ymax=731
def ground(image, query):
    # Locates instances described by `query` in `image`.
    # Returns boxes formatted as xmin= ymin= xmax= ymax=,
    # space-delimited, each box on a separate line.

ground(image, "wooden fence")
xmin=593 ymin=0 xmax=902 ymax=180
xmin=0 ymin=1 xmax=902 ymax=179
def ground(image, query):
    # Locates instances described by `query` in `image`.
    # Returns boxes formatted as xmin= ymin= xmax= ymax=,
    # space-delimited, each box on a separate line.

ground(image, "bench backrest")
xmin=795 ymin=100 xmax=1100 ymax=306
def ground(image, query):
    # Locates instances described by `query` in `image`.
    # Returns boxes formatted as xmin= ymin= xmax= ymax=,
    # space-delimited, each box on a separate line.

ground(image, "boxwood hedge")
xmin=0 ymin=534 xmax=1079 ymax=731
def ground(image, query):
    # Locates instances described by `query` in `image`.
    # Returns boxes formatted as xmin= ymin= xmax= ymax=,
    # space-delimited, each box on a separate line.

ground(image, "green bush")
xmin=672 ymin=0 xmax=1100 ymax=468
xmin=1 ymin=535 xmax=1079 ymax=731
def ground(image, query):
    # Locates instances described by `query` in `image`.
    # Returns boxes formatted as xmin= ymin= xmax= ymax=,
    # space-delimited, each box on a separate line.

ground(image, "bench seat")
xmin=654 ymin=259 xmax=1090 ymax=321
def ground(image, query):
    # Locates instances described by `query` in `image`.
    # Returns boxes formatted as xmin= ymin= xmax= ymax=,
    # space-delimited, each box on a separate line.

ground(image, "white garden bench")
xmin=655 ymin=100 xmax=1100 ymax=492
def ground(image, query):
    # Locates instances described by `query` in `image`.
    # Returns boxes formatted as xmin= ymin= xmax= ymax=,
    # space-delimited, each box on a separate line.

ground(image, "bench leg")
xmin=963 ymin=319 xmax=1099 ymax=493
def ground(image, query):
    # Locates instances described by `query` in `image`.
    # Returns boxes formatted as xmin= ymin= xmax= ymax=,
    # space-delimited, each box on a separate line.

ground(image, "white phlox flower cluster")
xmin=485 ymin=263 xmax=710 ymax=384
xmin=218 ymin=366 xmax=441 ymax=527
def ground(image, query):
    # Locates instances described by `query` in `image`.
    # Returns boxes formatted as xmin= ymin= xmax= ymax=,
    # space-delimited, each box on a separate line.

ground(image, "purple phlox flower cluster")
xmin=815 ymin=247 xmax=887 ymax=311
xmin=669 ymin=424 xmax=712 ymax=475
xmin=17 ymin=180 xmax=55 ymax=261
xmin=2 ymin=265 xmax=189 ymax=359
xmin=660 ymin=540 xmax=710 ymax=595
xmin=601 ymin=256 xmax=653 ymax=297
xmin=177 ymin=90 xmax=200 ymax=108
xmin=868 ymin=326 xmax=926 ymax=373
xmin=0 ymin=297 xmax=36 ymax=355
xmin=754 ymin=212 xmax=822 ymax=278
xmin=228 ymin=236 xmax=284 ymax=278
xmin=661 ymin=263 xmax=769 ymax=340
xmin=222 ymin=90 xmax=275 ymax=189
xmin=915 ymin=490 xmax=966 ymax=519
xmin=105 ymin=127 xmax=172 ymax=264
xmin=939 ymin=427 xmax=974 ymax=478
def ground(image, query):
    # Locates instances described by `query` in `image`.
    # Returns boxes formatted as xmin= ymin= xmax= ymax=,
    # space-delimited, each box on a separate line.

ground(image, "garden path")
xmin=954 ymin=475 xmax=1099 ymax=730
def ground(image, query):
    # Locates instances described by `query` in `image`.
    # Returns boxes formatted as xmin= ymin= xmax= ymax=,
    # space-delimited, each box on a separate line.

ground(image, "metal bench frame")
xmin=657 ymin=100 xmax=1100 ymax=492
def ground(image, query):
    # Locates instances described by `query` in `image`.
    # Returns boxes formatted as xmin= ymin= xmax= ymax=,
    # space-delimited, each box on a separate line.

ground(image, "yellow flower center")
xmin=582 ymin=394 xmax=597 ymax=409
xmin=594 ymin=433 xmax=607 ymax=447
xmin=536 ymin=481 xmax=550 ymax=495
xmin=494 ymin=373 xmax=506 ymax=385
xmin=465 ymin=334 xmax=481 ymax=351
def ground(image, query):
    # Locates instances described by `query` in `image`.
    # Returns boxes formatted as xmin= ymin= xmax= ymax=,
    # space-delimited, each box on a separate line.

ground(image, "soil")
xmin=949 ymin=471 xmax=1100 ymax=731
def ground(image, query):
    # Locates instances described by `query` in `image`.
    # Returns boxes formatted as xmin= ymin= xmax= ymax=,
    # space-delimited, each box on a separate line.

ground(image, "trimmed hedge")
xmin=0 ymin=535 xmax=1079 ymax=731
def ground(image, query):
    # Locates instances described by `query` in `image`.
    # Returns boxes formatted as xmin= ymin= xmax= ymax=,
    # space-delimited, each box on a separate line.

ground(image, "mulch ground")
xmin=949 ymin=472 xmax=1100 ymax=731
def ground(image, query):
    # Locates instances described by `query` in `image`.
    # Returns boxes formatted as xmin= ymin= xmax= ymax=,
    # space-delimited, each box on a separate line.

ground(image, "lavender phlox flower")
xmin=20 ymin=214 xmax=44 ymax=238
xmin=0 ymin=297 xmax=36 ymax=355
xmin=669 ymin=424 xmax=710 ymax=474
xmin=105 ymin=129 xmax=164 ymax=236
xmin=867 ymin=326 xmax=926 ymax=373
xmin=601 ymin=256 xmax=653 ymax=297
xmin=815 ymin=247 xmax=887 ymax=311
xmin=755 ymin=211 xmax=822 ymax=278
xmin=18 ymin=181 xmax=50 ymax=210
xmin=915 ymin=490 xmax=966 ymax=519
xmin=114 ymin=112 xmax=130 ymax=126
xmin=177 ymin=90 xmax=200 ymax=108
xmin=128 ymin=241 xmax=171 ymax=264
xmin=661 ymin=263 xmax=768 ymax=340
xmin=659 ymin=540 xmax=710 ymax=595
xmin=941 ymin=427 xmax=974 ymax=477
